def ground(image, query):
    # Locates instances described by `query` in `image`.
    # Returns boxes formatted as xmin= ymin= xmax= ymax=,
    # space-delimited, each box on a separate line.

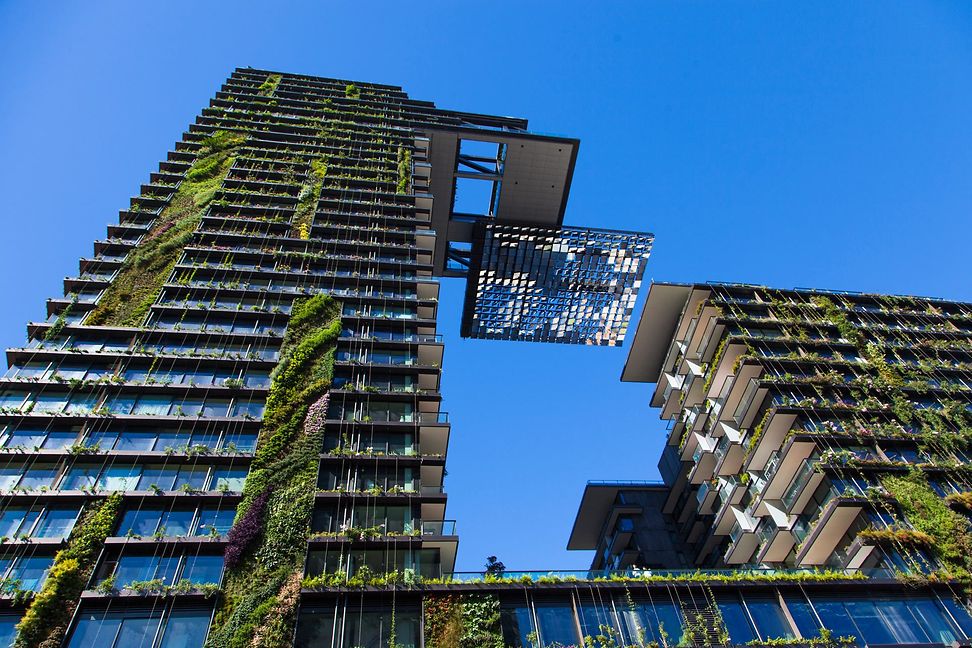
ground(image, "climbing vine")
xmin=15 ymin=493 xmax=122 ymax=648
xmin=289 ymin=157 xmax=327 ymax=239
xmin=205 ymin=294 xmax=341 ymax=648
xmin=257 ymin=74 xmax=282 ymax=98
xmin=881 ymin=471 xmax=972 ymax=577
xmin=396 ymin=145 xmax=412 ymax=195
xmin=87 ymin=130 xmax=246 ymax=326
xmin=424 ymin=593 xmax=503 ymax=648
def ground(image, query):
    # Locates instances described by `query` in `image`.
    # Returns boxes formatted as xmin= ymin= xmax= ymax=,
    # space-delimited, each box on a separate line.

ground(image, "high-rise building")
xmin=0 ymin=68 xmax=657 ymax=648
xmin=569 ymin=281 xmax=972 ymax=645
xmin=3 ymin=67 xmax=972 ymax=648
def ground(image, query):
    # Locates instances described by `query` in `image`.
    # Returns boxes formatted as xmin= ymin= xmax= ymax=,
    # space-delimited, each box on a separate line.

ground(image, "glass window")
xmin=0 ymin=392 xmax=28 ymax=410
xmin=34 ymin=507 xmax=79 ymax=539
xmin=132 ymin=396 xmax=173 ymax=416
xmin=87 ymin=430 xmax=119 ymax=450
xmin=909 ymin=597 xmax=960 ymax=644
xmin=158 ymin=606 xmax=211 ymax=648
xmin=114 ymin=555 xmax=179 ymax=587
xmin=844 ymin=599 xmax=896 ymax=644
xmin=106 ymin=396 xmax=137 ymax=415
xmin=201 ymin=400 xmax=230 ymax=417
xmin=231 ymin=400 xmax=264 ymax=418
xmin=65 ymin=393 xmax=99 ymax=414
xmin=0 ymin=613 xmax=20 ymax=648
xmin=20 ymin=464 xmax=59 ymax=489
xmin=117 ymin=508 xmax=163 ymax=537
xmin=43 ymin=430 xmax=78 ymax=450
xmin=190 ymin=431 xmax=220 ymax=451
xmin=116 ymin=615 xmax=162 ymax=647
xmin=222 ymin=432 xmax=257 ymax=452
xmin=155 ymin=431 xmax=187 ymax=451
xmin=160 ymin=509 xmax=194 ymax=537
xmin=61 ymin=465 xmax=101 ymax=490
xmin=879 ymin=598 xmax=929 ymax=643
xmin=500 ymin=605 xmax=535 ymax=648
xmin=745 ymin=595 xmax=795 ymax=639
xmin=2 ymin=430 xmax=45 ymax=448
xmin=180 ymin=554 xmax=223 ymax=585
xmin=114 ymin=432 xmax=156 ymax=452
xmin=804 ymin=598 xmax=853 ymax=638
xmin=940 ymin=597 xmax=972 ymax=637
xmin=0 ymin=468 xmax=20 ymax=491
xmin=579 ymin=604 xmax=619 ymax=642
xmin=0 ymin=508 xmax=28 ymax=538
xmin=341 ymin=609 xmax=419 ymax=648
xmin=138 ymin=465 xmax=178 ymax=491
xmin=196 ymin=508 xmax=234 ymax=537
xmin=211 ymin=468 xmax=247 ymax=492
xmin=98 ymin=465 xmax=141 ymax=491
xmin=718 ymin=598 xmax=757 ymax=644
xmin=12 ymin=555 xmax=54 ymax=591
xmin=295 ymin=607 xmax=335 ymax=648
xmin=534 ymin=604 xmax=578 ymax=646
xmin=34 ymin=393 xmax=69 ymax=414
xmin=54 ymin=364 xmax=89 ymax=380
xmin=68 ymin=612 xmax=124 ymax=648
xmin=176 ymin=467 xmax=209 ymax=490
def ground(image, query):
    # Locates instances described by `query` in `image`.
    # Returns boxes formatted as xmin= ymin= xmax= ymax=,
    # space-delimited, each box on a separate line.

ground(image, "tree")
xmin=485 ymin=555 xmax=506 ymax=576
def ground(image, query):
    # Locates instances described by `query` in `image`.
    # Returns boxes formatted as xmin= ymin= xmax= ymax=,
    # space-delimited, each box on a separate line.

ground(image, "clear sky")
xmin=1 ymin=1 xmax=972 ymax=572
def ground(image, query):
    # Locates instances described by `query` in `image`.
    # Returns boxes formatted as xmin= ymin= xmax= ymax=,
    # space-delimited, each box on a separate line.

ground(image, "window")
xmin=616 ymin=598 xmax=683 ymax=645
xmin=295 ymin=607 xmax=335 ymax=648
xmin=61 ymin=464 xmax=101 ymax=490
xmin=534 ymin=604 xmax=578 ymax=646
xmin=132 ymin=396 xmax=173 ymax=416
xmin=807 ymin=594 xmax=970 ymax=644
xmin=196 ymin=508 xmax=234 ymax=536
xmin=231 ymin=400 xmax=264 ymax=418
xmin=34 ymin=507 xmax=80 ymax=538
xmin=211 ymin=467 xmax=247 ymax=492
xmin=0 ymin=614 xmax=19 ymax=648
xmin=1 ymin=429 xmax=45 ymax=448
xmin=98 ymin=465 xmax=141 ymax=490
xmin=716 ymin=598 xmax=757 ymax=644
xmin=179 ymin=554 xmax=223 ymax=585
xmin=500 ymin=605 xmax=536 ymax=648
xmin=65 ymin=393 xmax=99 ymax=414
xmin=33 ymin=393 xmax=69 ymax=414
xmin=157 ymin=607 xmax=212 ymax=648
xmin=67 ymin=606 xmax=211 ymax=648
xmin=744 ymin=595 xmax=794 ymax=640
xmin=6 ymin=555 xmax=54 ymax=591
xmin=19 ymin=463 xmax=59 ymax=489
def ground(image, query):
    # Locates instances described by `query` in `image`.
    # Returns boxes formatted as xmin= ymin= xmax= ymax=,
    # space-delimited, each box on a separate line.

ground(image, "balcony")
xmin=688 ymin=434 xmax=718 ymax=484
xmin=712 ymin=423 xmax=745 ymax=476
xmin=752 ymin=441 xmax=820 ymax=516
xmin=753 ymin=502 xmax=797 ymax=563
xmin=724 ymin=508 xmax=759 ymax=564
xmin=744 ymin=408 xmax=800 ymax=472
xmin=782 ymin=456 xmax=823 ymax=514
xmin=421 ymin=519 xmax=456 ymax=536
xmin=794 ymin=492 xmax=867 ymax=566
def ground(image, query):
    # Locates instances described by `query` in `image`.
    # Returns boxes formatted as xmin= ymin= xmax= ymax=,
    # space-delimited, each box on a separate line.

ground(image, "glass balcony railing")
xmin=732 ymin=378 xmax=760 ymax=426
xmin=437 ymin=566 xmax=890 ymax=583
xmin=781 ymin=454 xmax=820 ymax=510
xmin=696 ymin=480 xmax=713 ymax=506
xmin=421 ymin=520 xmax=456 ymax=536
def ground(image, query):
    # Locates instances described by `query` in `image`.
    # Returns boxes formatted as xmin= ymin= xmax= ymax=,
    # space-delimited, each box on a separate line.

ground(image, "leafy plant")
xmin=14 ymin=493 xmax=122 ymax=648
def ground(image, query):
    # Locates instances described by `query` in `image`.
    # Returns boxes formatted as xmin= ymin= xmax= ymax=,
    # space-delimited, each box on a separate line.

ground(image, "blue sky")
xmin=1 ymin=1 xmax=972 ymax=571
